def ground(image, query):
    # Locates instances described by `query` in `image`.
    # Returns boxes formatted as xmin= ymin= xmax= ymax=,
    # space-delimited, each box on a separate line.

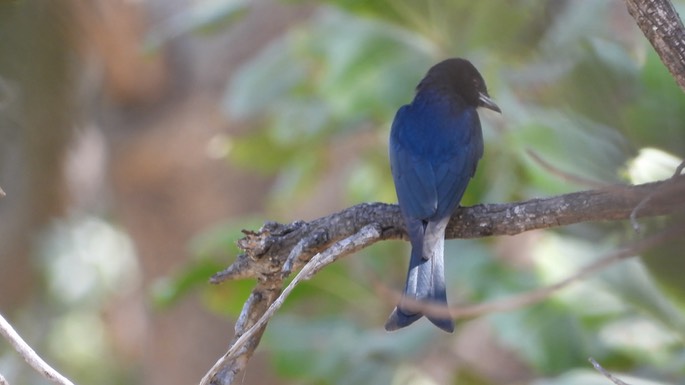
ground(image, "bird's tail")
xmin=385 ymin=219 xmax=454 ymax=333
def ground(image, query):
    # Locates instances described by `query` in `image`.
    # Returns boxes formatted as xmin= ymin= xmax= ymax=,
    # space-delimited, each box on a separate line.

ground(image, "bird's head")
xmin=417 ymin=58 xmax=501 ymax=113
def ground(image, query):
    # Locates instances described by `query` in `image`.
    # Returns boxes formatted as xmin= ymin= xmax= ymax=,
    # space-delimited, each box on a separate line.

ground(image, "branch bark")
xmin=201 ymin=176 xmax=685 ymax=385
xmin=623 ymin=0 xmax=685 ymax=92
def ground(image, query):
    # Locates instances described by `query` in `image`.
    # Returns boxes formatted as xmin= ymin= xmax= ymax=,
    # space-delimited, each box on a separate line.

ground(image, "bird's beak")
xmin=478 ymin=92 xmax=501 ymax=113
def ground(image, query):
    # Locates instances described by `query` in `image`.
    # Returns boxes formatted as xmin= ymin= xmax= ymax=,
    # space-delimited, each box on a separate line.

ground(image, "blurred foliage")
xmin=172 ymin=0 xmax=685 ymax=384
xmin=29 ymin=215 xmax=141 ymax=385
xmin=264 ymin=315 xmax=431 ymax=384
xmin=144 ymin=0 xmax=251 ymax=51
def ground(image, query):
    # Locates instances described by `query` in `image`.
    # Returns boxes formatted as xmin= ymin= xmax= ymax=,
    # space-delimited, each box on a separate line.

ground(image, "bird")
xmin=385 ymin=58 xmax=500 ymax=333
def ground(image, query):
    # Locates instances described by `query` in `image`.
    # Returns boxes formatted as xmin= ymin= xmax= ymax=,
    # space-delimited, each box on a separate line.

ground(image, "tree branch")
xmin=213 ymin=176 xmax=685 ymax=285
xmin=623 ymin=0 xmax=685 ymax=92
xmin=201 ymin=176 xmax=685 ymax=385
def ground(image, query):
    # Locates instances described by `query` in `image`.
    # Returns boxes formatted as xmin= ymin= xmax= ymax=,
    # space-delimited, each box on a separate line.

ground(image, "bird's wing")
xmin=389 ymin=106 xmax=438 ymax=221
xmin=432 ymin=109 xmax=483 ymax=220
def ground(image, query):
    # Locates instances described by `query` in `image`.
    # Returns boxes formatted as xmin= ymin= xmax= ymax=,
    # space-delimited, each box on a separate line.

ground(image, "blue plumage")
xmin=385 ymin=58 xmax=499 ymax=333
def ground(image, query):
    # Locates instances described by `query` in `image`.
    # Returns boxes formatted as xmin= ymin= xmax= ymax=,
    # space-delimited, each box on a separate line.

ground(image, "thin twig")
xmin=630 ymin=195 xmax=652 ymax=233
xmin=526 ymin=149 xmax=607 ymax=189
xmin=589 ymin=357 xmax=632 ymax=385
xmin=199 ymin=224 xmax=382 ymax=385
xmin=630 ymin=161 xmax=685 ymax=232
xmin=674 ymin=160 xmax=685 ymax=177
xmin=0 ymin=313 xmax=76 ymax=385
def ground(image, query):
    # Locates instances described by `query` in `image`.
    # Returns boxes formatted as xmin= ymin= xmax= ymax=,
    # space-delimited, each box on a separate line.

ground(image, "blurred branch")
xmin=0 ymin=313 xmax=76 ymax=385
xmin=676 ymin=160 xmax=685 ymax=175
xmin=589 ymin=357 xmax=632 ymax=385
xmin=525 ymin=149 xmax=606 ymax=188
xmin=202 ymin=176 xmax=685 ymax=385
xmin=623 ymin=0 xmax=685 ymax=92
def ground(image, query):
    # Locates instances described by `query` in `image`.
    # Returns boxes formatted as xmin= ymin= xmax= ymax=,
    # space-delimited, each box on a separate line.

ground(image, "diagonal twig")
xmin=674 ymin=160 xmax=685 ymax=177
xmin=526 ymin=149 xmax=607 ymax=189
xmin=199 ymin=223 xmax=382 ymax=385
xmin=0 ymin=313 xmax=76 ymax=385
xmin=630 ymin=161 xmax=685 ymax=232
xmin=589 ymin=357 xmax=632 ymax=385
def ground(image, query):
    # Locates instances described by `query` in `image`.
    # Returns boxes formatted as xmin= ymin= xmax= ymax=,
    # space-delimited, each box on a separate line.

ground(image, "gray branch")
xmin=214 ymin=176 xmax=685 ymax=284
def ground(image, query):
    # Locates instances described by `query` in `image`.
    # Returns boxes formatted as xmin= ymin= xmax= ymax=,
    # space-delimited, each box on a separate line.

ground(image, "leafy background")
xmin=208 ymin=2 xmax=685 ymax=383
xmin=0 ymin=0 xmax=684 ymax=384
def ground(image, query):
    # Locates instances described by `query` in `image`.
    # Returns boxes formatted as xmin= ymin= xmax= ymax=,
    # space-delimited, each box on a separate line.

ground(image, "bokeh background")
xmin=1 ymin=0 xmax=684 ymax=384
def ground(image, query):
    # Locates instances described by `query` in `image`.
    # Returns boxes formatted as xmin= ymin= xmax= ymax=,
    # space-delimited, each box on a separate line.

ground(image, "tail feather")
xmin=385 ymin=219 xmax=454 ymax=333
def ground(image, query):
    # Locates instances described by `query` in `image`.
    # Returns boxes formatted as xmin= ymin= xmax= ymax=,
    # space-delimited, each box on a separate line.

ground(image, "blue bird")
xmin=385 ymin=58 xmax=500 ymax=333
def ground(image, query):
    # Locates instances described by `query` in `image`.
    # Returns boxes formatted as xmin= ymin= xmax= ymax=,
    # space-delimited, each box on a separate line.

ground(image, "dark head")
xmin=417 ymin=58 xmax=501 ymax=113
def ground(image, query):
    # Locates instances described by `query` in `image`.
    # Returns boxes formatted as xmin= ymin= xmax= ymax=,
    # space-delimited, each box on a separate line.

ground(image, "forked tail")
xmin=385 ymin=219 xmax=454 ymax=333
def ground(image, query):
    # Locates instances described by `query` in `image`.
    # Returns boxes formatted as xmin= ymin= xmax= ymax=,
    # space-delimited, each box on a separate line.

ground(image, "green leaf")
xmin=151 ymin=260 xmax=223 ymax=309
xmin=600 ymin=258 xmax=685 ymax=339
xmin=622 ymin=50 xmax=685 ymax=154
xmin=492 ymin=302 xmax=589 ymax=374
xmin=224 ymin=38 xmax=309 ymax=120
xmin=641 ymin=232 xmax=685 ymax=311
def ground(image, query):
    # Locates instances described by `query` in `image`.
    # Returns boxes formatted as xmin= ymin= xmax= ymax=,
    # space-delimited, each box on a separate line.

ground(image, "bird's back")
xmin=389 ymin=89 xmax=484 ymax=222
